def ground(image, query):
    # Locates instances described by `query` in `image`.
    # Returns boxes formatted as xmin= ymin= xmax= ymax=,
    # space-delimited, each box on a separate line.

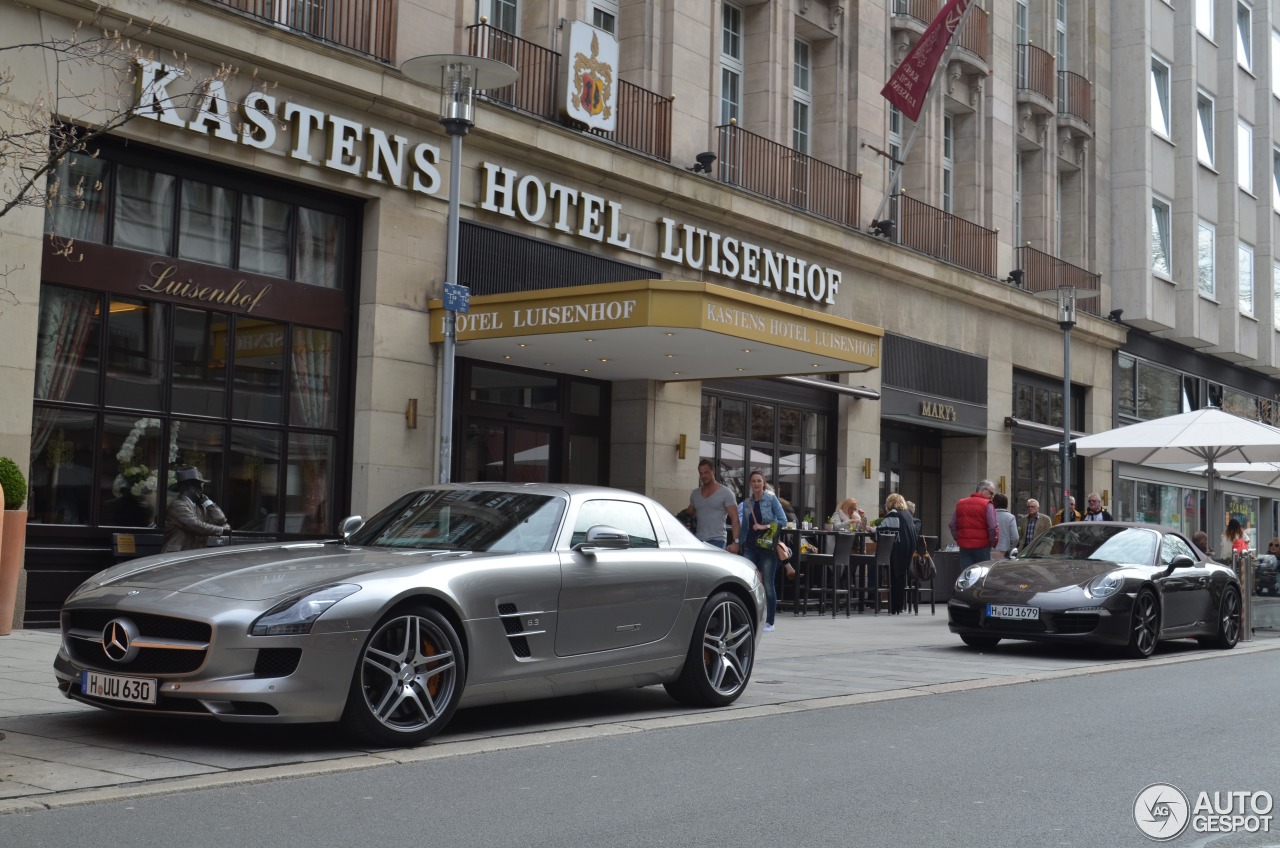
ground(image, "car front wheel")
xmin=665 ymin=591 xmax=755 ymax=707
xmin=341 ymin=604 xmax=465 ymax=747
xmin=1198 ymin=586 xmax=1242 ymax=650
xmin=1123 ymin=588 xmax=1159 ymax=659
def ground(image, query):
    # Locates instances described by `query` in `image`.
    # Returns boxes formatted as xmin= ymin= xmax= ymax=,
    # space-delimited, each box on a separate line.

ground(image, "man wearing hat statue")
xmin=163 ymin=467 xmax=232 ymax=552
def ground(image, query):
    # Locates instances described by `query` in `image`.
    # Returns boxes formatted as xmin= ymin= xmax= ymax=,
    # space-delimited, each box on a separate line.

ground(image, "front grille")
xmin=254 ymin=648 xmax=302 ymax=678
xmin=1052 ymin=613 xmax=1100 ymax=635
xmin=65 ymin=609 xmax=212 ymax=642
xmin=949 ymin=605 xmax=980 ymax=628
xmin=65 ymin=608 xmax=211 ymax=675
xmin=991 ymin=618 xmax=1048 ymax=634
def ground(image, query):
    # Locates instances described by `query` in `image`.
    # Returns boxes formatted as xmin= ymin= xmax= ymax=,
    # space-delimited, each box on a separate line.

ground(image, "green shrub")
xmin=0 ymin=457 xmax=27 ymax=510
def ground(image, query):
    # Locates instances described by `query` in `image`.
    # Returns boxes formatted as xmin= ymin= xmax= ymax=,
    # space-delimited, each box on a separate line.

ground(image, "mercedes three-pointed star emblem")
xmin=101 ymin=617 xmax=141 ymax=664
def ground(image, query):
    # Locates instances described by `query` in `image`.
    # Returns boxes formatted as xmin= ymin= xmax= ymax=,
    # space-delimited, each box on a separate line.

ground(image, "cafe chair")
xmin=825 ymin=531 xmax=857 ymax=617
xmin=872 ymin=530 xmax=896 ymax=614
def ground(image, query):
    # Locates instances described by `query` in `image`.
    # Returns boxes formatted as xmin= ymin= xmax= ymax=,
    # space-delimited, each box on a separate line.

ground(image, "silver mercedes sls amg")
xmin=54 ymin=484 xmax=765 ymax=746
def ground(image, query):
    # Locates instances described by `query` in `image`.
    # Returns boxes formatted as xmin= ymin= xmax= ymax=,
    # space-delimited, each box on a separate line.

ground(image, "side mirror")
xmin=573 ymin=525 xmax=630 ymax=552
xmin=1165 ymin=554 xmax=1197 ymax=572
xmin=1008 ymin=546 xmax=1019 ymax=560
xmin=339 ymin=515 xmax=364 ymax=542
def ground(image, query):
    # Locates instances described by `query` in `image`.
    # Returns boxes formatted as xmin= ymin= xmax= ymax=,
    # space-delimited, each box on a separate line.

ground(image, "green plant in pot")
xmin=0 ymin=457 xmax=27 ymax=510
xmin=0 ymin=456 xmax=29 ymax=635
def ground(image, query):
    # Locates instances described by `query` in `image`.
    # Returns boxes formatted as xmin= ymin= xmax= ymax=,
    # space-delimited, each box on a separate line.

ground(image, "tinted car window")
xmin=572 ymin=500 xmax=659 ymax=549
xmin=350 ymin=489 xmax=563 ymax=551
xmin=1159 ymin=534 xmax=1196 ymax=565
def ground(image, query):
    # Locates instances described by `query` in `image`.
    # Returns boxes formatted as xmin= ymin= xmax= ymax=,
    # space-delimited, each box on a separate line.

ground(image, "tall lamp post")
xmin=1035 ymin=284 xmax=1098 ymax=517
xmin=402 ymin=54 xmax=517 ymax=484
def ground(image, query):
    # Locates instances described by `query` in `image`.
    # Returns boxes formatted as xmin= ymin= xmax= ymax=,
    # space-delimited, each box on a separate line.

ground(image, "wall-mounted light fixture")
xmin=676 ymin=433 xmax=687 ymax=460
xmin=687 ymin=151 xmax=717 ymax=174
xmin=1102 ymin=489 xmax=1109 ymax=507
xmin=405 ymin=398 xmax=418 ymax=429
xmin=863 ymin=457 xmax=873 ymax=479
xmin=999 ymin=475 xmax=1006 ymax=495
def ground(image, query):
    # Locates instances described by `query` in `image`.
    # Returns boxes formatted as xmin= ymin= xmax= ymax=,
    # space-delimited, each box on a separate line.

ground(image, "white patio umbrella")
xmin=1043 ymin=407 xmax=1280 ymax=541
xmin=1184 ymin=461 xmax=1280 ymax=488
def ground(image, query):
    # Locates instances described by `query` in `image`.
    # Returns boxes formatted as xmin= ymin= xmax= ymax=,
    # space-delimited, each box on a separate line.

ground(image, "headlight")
xmin=1086 ymin=572 xmax=1125 ymax=599
xmin=955 ymin=565 xmax=990 ymax=592
xmin=250 ymin=584 xmax=360 ymax=636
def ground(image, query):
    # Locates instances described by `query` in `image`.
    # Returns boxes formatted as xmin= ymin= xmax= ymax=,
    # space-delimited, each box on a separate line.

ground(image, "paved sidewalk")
xmin=2 ymin=615 xmax=1276 ymax=815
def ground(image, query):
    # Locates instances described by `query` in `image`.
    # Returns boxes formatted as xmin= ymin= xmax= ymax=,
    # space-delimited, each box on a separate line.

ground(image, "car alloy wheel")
xmin=342 ymin=605 xmax=464 ymax=746
xmin=664 ymin=591 xmax=754 ymax=707
xmin=1202 ymin=586 xmax=1242 ymax=650
xmin=1124 ymin=588 xmax=1159 ymax=659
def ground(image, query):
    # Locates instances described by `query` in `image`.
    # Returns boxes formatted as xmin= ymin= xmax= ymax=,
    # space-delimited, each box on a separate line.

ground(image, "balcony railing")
xmin=715 ymin=124 xmax=861 ymax=229
xmin=1014 ymin=245 xmax=1102 ymax=316
xmin=888 ymin=194 xmax=996 ymax=277
xmin=954 ymin=5 xmax=989 ymax=64
xmin=205 ymin=0 xmax=396 ymax=63
xmin=891 ymin=0 xmax=942 ymax=24
xmin=1057 ymin=71 xmax=1093 ymax=128
xmin=1017 ymin=43 xmax=1055 ymax=104
xmin=467 ymin=23 xmax=672 ymax=162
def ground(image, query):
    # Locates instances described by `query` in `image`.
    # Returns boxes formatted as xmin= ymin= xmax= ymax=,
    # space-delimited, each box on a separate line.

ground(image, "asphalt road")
xmin=5 ymin=650 xmax=1278 ymax=848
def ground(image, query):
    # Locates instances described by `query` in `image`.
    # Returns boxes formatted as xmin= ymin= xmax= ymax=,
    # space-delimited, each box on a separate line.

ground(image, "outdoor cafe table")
xmin=781 ymin=528 xmax=870 ymax=615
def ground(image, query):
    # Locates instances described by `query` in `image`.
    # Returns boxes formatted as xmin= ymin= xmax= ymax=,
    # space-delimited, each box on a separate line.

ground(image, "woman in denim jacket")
xmin=738 ymin=468 xmax=788 ymax=632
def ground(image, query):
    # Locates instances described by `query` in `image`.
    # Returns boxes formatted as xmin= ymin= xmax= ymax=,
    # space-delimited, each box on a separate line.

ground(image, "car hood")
xmin=77 ymin=542 xmax=475 ymax=601
xmin=982 ymin=558 xmax=1124 ymax=592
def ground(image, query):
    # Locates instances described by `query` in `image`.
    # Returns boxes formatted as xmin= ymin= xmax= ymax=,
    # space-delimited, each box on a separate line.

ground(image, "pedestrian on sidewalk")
xmin=991 ymin=493 xmax=1017 ymax=558
xmin=879 ymin=493 xmax=918 ymax=614
xmin=689 ymin=459 xmax=741 ymax=553
xmin=949 ymin=479 xmax=997 ymax=569
xmin=738 ymin=469 xmax=787 ymax=632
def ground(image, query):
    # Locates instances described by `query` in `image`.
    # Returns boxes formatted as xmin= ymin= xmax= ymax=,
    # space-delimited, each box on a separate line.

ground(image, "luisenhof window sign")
xmin=479 ymin=163 xmax=841 ymax=306
xmin=138 ymin=263 xmax=272 ymax=313
xmin=133 ymin=59 xmax=443 ymax=196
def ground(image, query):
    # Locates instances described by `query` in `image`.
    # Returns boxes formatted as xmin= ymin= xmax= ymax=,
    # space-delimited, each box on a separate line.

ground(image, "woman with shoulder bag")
xmin=878 ymin=493 xmax=919 ymax=615
xmin=738 ymin=469 xmax=788 ymax=632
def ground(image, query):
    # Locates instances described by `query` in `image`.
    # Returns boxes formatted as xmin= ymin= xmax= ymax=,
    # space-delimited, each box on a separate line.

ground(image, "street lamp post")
xmin=1033 ymin=284 xmax=1099 ymax=518
xmin=401 ymin=55 xmax=517 ymax=484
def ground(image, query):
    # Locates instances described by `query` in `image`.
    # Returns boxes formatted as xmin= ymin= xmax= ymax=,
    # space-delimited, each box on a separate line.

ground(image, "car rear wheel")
xmin=1123 ymin=588 xmax=1159 ymax=659
xmin=664 ymin=591 xmax=755 ymax=707
xmin=1198 ymin=586 xmax=1242 ymax=650
xmin=959 ymin=634 xmax=1000 ymax=650
xmin=341 ymin=605 xmax=465 ymax=747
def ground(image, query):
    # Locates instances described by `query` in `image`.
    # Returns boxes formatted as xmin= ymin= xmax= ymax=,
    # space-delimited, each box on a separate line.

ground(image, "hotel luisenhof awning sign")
xmin=428 ymin=280 xmax=881 ymax=369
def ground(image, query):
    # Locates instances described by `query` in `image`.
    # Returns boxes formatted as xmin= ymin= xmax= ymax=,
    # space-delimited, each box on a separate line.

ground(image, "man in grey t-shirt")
xmin=689 ymin=459 xmax=741 ymax=553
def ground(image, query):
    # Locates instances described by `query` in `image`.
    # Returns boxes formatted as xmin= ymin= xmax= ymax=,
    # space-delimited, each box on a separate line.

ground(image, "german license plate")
xmin=81 ymin=670 xmax=157 ymax=705
xmin=986 ymin=604 xmax=1040 ymax=620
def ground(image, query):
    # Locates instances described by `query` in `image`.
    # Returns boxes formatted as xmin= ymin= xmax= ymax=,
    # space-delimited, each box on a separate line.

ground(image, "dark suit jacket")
xmin=1015 ymin=512 xmax=1050 ymax=547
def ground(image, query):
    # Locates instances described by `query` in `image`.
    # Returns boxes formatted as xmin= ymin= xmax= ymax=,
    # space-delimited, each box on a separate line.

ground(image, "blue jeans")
xmin=743 ymin=544 xmax=778 ymax=625
xmin=704 ymin=538 xmax=727 ymax=549
xmin=958 ymin=547 xmax=991 ymax=570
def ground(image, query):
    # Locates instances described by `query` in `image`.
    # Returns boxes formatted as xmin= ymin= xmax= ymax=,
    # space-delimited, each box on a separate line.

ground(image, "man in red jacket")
xmin=949 ymin=479 xmax=998 ymax=569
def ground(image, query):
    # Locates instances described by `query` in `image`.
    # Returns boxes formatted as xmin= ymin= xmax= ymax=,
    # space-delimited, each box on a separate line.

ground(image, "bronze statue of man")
xmin=163 ymin=467 xmax=231 ymax=552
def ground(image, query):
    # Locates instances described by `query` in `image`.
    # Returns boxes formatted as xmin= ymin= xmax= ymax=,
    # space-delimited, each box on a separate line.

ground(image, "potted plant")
xmin=0 ymin=456 xmax=28 ymax=635
xmin=801 ymin=513 xmax=813 ymax=530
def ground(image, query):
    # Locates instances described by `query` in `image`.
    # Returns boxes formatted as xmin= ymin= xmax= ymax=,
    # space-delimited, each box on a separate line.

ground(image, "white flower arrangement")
xmin=112 ymin=418 xmax=181 ymax=497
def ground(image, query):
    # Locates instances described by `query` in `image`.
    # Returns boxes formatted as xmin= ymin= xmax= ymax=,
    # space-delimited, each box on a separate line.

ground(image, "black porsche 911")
xmin=948 ymin=522 xmax=1241 ymax=657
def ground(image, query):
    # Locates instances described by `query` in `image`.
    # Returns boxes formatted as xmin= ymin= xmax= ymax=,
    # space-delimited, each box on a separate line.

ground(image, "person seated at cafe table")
xmin=829 ymin=497 xmax=868 ymax=531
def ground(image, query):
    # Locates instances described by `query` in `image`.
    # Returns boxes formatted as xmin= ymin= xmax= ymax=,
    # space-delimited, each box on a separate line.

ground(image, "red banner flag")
xmin=881 ymin=0 xmax=971 ymax=122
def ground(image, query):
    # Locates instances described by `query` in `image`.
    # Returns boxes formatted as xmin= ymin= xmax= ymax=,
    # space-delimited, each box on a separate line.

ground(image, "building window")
xmin=1055 ymin=0 xmax=1068 ymax=70
xmin=1274 ymin=261 xmax=1280 ymax=330
xmin=1238 ymin=119 xmax=1253 ymax=193
xmin=1151 ymin=197 xmax=1172 ymax=277
xmin=1015 ymin=0 xmax=1028 ymax=45
xmin=792 ymin=38 xmax=812 ymax=155
xmin=1014 ymin=154 xmax=1023 ymax=247
xmin=1237 ymin=1 xmax=1253 ymax=71
xmin=1273 ymin=30 xmax=1280 ymax=97
xmin=1198 ymin=220 xmax=1216 ymax=297
xmin=942 ymin=114 xmax=954 ymax=213
xmin=1272 ymin=147 xmax=1280 ymax=209
xmin=1196 ymin=91 xmax=1215 ymax=166
xmin=1240 ymin=242 xmax=1254 ymax=314
xmin=888 ymin=106 xmax=903 ymax=183
xmin=590 ymin=0 xmax=617 ymax=34
xmin=1151 ymin=58 xmax=1171 ymax=137
xmin=482 ymin=0 xmax=518 ymax=32
xmin=720 ymin=3 xmax=744 ymax=125
xmin=1196 ymin=0 xmax=1213 ymax=38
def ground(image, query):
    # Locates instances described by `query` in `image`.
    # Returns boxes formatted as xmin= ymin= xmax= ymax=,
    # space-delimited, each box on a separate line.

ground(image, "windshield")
xmin=348 ymin=489 xmax=566 ymax=552
xmin=1020 ymin=524 xmax=1158 ymax=565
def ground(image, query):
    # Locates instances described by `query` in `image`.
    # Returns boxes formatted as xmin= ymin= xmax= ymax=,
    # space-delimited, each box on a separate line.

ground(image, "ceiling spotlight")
xmin=1108 ymin=308 xmax=1124 ymax=322
xmin=870 ymin=218 xmax=895 ymax=239
xmin=1003 ymin=269 xmax=1025 ymax=287
xmin=688 ymin=151 xmax=717 ymax=174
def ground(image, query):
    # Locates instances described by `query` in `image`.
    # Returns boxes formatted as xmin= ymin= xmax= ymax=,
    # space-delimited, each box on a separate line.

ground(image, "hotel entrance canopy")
xmin=428 ymin=280 xmax=882 ymax=381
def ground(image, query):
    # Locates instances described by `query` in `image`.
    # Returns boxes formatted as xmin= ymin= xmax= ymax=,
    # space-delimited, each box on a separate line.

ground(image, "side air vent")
xmin=496 ymin=602 xmax=546 ymax=661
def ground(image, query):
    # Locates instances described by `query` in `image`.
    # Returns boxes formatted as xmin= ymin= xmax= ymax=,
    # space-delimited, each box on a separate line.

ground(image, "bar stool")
xmin=872 ymin=531 xmax=896 ymax=614
xmin=825 ymin=531 xmax=857 ymax=617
